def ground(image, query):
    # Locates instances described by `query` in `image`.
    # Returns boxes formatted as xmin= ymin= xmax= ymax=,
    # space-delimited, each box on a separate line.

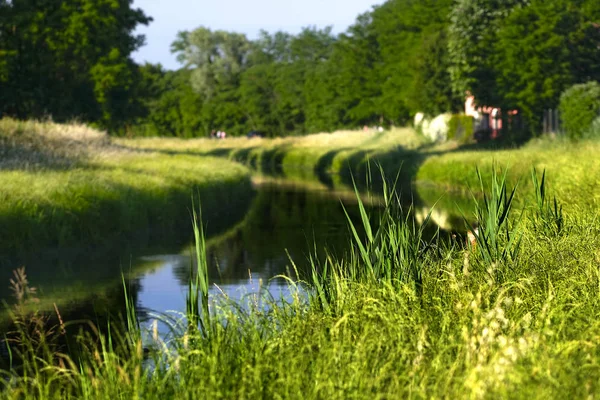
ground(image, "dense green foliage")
xmin=447 ymin=114 xmax=474 ymax=142
xmin=448 ymin=0 xmax=600 ymax=134
xmin=0 ymin=0 xmax=464 ymax=136
xmin=2 ymin=0 xmax=599 ymax=137
xmin=559 ymin=81 xmax=600 ymax=140
xmin=0 ymin=0 xmax=151 ymax=130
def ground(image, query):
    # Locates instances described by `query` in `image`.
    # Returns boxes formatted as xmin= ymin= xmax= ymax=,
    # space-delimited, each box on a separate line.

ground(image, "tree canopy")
xmin=2 ymin=0 xmax=599 ymax=137
xmin=448 ymin=0 xmax=600 ymax=133
xmin=0 ymin=0 xmax=151 ymax=130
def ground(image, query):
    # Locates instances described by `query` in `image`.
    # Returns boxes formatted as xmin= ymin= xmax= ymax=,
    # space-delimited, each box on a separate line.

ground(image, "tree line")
xmin=1 ymin=0 xmax=599 ymax=137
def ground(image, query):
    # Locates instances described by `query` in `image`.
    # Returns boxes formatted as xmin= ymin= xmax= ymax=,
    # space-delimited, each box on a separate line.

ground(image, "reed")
xmin=530 ymin=168 xmax=564 ymax=237
xmin=187 ymin=201 xmax=211 ymax=338
xmin=466 ymin=166 xmax=522 ymax=282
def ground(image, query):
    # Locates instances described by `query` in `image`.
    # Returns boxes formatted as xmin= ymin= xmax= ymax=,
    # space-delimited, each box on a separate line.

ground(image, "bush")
xmin=447 ymin=114 xmax=474 ymax=143
xmin=559 ymin=81 xmax=600 ymax=140
xmin=422 ymin=113 xmax=453 ymax=142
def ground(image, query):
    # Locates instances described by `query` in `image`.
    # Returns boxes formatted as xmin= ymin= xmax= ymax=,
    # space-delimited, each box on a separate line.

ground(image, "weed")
xmin=531 ymin=167 xmax=564 ymax=237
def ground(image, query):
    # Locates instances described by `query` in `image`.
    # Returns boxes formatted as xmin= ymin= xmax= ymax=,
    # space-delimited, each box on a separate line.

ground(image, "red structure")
xmin=465 ymin=94 xmax=519 ymax=139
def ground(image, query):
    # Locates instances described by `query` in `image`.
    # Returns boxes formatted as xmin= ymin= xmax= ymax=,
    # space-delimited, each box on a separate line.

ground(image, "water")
xmin=133 ymin=179 xmax=386 ymax=322
xmin=0 ymin=176 xmax=471 ymax=333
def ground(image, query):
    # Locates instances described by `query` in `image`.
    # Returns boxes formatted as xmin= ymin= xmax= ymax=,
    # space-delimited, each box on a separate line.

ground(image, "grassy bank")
xmin=0 ymin=118 xmax=254 ymax=254
xmin=118 ymin=129 xmax=600 ymax=210
xmin=117 ymin=127 xmax=427 ymax=186
xmin=416 ymin=137 xmax=600 ymax=209
xmin=3 ymin=167 xmax=600 ymax=398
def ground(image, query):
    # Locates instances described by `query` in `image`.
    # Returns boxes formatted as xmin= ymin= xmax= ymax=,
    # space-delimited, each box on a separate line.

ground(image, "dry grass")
xmin=117 ymin=127 xmax=425 ymax=155
xmin=0 ymin=118 xmax=113 ymax=169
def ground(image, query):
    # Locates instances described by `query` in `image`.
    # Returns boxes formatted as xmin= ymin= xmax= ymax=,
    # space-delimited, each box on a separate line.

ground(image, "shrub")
xmin=559 ymin=81 xmax=600 ymax=140
xmin=422 ymin=113 xmax=452 ymax=142
xmin=447 ymin=114 xmax=474 ymax=143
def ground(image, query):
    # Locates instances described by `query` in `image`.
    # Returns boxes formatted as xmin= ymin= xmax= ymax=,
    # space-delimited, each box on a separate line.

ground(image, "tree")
xmin=371 ymin=0 xmax=455 ymax=123
xmin=559 ymin=81 xmax=600 ymax=140
xmin=239 ymin=63 xmax=277 ymax=135
xmin=410 ymin=30 xmax=462 ymax=115
xmin=131 ymin=65 xmax=205 ymax=138
xmin=171 ymin=27 xmax=254 ymax=135
xmin=172 ymin=27 xmax=251 ymax=98
xmin=237 ymin=31 xmax=293 ymax=136
xmin=322 ymin=12 xmax=383 ymax=128
xmin=494 ymin=0 xmax=600 ymax=129
xmin=0 ymin=0 xmax=151 ymax=129
xmin=447 ymin=0 xmax=527 ymax=107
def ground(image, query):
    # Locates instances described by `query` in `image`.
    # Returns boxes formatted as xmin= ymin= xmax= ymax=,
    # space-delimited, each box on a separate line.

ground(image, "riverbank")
xmin=116 ymin=127 xmax=427 ymax=187
xmin=3 ymin=164 xmax=600 ymax=398
xmin=4 ymin=123 xmax=600 ymax=398
xmin=119 ymin=127 xmax=600 ymax=211
xmin=416 ymin=137 xmax=600 ymax=209
xmin=0 ymin=118 xmax=254 ymax=254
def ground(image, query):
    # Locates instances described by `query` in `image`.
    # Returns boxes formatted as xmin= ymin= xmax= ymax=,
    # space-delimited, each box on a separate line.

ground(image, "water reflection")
xmin=0 ymin=190 xmax=254 ymax=322
xmin=0 ymin=174 xmax=476 ymax=331
xmin=133 ymin=178 xmax=478 ymax=321
xmin=132 ymin=180 xmax=381 ymax=320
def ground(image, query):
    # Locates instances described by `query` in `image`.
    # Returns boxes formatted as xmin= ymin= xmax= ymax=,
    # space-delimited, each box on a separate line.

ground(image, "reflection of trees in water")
xmin=414 ymin=183 xmax=476 ymax=234
xmin=170 ymin=182 xmax=471 ymax=290
xmin=172 ymin=183 xmax=383 ymax=287
xmin=0 ymin=184 xmax=256 ymax=367
xmin=0 ymin=231 xmax=188 ymax=304
xmin=0 ymin=188 xmax=255 ymax=310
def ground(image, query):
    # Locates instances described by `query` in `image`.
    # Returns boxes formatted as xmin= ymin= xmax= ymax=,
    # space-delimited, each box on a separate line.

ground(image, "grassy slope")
xmin=416 ymin=138 xmax=600 ymax=209
xmin=117 ymin=128 xmax=425 ymax=184
xmin=0 ymin=118 xmax=254 ymax=253
xmin=119 ymin=127 xmax=600 ymax=211
xmin=4 ymin=126 xmax=600 ymax=398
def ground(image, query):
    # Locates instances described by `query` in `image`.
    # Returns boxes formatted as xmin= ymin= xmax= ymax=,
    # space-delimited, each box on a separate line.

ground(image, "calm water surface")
xmin=0 ymin=176 xmax=470 ymax=331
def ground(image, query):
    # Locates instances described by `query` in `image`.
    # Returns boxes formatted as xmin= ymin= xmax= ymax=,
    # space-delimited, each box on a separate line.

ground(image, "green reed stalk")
xmin=122 ymin=274 xmax=140 ymax=346
xmin=467 ymin=166 xmax=522 ymax=281
xmin=531 ymin=167 xmax=564 ymax=237
xmin=189 ymin=200 xmax=210 ymax=338
xmin=338 ymin=166 xmax=433 ymax=295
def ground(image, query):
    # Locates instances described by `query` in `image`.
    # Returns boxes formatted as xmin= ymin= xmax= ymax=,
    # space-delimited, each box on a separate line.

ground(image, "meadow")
xmin=2 ymin=122 xmax=600 ymax=398
xmin=0 ymin=118 xmax=254 ymax=254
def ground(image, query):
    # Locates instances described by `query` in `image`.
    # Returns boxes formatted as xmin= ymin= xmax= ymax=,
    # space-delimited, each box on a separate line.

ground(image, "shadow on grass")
xmin=313 ymin=149 xmax=349 ymax=188
xmin=112 ymin=133 xmax=530 ymax=196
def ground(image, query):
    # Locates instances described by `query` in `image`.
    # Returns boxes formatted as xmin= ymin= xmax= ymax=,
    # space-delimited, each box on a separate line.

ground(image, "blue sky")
xmin=131 ymin=0 xmax=384 ymax=70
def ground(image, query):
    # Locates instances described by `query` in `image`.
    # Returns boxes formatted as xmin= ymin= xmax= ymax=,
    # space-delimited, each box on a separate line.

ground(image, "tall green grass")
xmin=2 ymin=166 xmax=600 ymax=398
xmin=187 ymin=203 xmax=210 ymax=338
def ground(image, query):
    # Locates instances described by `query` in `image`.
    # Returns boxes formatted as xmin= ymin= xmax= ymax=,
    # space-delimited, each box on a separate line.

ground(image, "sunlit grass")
xmin=3 ymin=166 xmax=600 ymax=398
xmin=118 ymin=127 xmax=424 ymax=152
xmin=118 ymin=126 xmax=600 ymax=212
xmin=117 ymin=127 xmax=426 ymax=182
xmin=0 ymin=118 xmax=253 ymax=253
xmin=416 ymin=137 xmax=600 ymax=209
